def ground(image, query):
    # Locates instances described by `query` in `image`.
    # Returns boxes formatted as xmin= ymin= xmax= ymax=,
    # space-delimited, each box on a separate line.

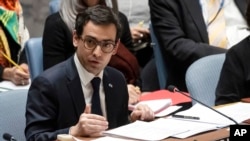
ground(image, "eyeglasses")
xmin=80 ymin=37 xmax=116 ymax=53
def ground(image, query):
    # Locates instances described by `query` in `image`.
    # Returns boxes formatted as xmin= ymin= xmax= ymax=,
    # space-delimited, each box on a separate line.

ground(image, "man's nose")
xmin=92 ymin=45 xmax=103 ymax=56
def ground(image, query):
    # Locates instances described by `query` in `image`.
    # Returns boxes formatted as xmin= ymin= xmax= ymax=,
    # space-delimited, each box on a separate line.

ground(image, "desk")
xmin=0 ymin=80 xmax=30 ymax=92
xmin=75 ymin=104 xmax=235 ymax=141
xmin=64 ymin=103 xmax=250 ymax=141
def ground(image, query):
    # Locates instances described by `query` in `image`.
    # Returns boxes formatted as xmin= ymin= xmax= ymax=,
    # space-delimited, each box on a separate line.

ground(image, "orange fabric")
xmin=0 ymin=0 xmax=22 ymax=14
xmin=0 ymin=26 xmax=10 ymax=67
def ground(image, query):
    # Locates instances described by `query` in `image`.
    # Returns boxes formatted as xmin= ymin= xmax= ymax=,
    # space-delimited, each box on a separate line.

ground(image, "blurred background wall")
xmin=21 ymin=0 xmax=50 ymax=38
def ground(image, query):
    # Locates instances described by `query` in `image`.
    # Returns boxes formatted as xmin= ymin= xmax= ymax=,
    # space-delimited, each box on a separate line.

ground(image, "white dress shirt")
xmin=74 ymin=54 xmax=107 ymax=118
xmin=200 ymin=0 xmax=250 ymax=48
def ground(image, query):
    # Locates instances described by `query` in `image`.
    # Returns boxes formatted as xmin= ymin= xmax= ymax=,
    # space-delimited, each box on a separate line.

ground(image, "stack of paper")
xmin=103 ymin=117 xmax=223 ymax=140
xmin=128 ymin=99 xmax=182 ymax=117
xmin=172 ymin=102 xmax=250 ymax=125
xmin=103 ymin=119 xmax=188 ymax=141
xmin=103 ymin=102 xmax=250 ymax=140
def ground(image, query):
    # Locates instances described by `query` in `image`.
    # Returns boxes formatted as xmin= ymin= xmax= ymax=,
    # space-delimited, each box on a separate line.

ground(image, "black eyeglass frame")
xmin=80 ymin=37 xmax=116 ymax=53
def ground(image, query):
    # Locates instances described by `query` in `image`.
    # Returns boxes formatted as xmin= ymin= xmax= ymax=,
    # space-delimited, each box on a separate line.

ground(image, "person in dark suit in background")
xmin=25 ymin=5 xmax=154 ymax=141
xmin=149 ymin=0 xmax=250 ymax=91
xmin=215 ymin=1 xmax=250 ymax=106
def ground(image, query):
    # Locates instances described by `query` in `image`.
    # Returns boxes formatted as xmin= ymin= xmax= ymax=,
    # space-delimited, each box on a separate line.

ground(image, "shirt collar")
xmin=73 ymin=54 xmax=104 ymax=86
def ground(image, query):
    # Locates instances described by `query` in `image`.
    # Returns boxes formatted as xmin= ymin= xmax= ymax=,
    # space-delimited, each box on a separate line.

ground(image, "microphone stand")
xmin=168 ymin=85 xmax=238 ymax=125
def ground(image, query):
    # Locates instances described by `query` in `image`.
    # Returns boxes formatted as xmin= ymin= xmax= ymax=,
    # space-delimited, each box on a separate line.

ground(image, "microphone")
xmin=3 ymin=133 xmax=17 ymax=141
xmin=167 ymin=85 xmax=238 ymax=125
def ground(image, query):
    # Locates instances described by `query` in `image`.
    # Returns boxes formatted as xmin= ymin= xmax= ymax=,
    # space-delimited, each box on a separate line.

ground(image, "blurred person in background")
xmin=112 ymin=0 xmax=153 ymax=68
xmin=0 ymin=0 xmax=30 ymax=85
xmin=149 ymin=0 xmax=250 ymax=91
xmin=215 ymin=1 xmax=250 ymax=106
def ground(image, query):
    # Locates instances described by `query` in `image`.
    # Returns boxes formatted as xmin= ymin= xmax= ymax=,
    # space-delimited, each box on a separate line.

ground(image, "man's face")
xmin=73 ymin=21 xmax=118 ymax=75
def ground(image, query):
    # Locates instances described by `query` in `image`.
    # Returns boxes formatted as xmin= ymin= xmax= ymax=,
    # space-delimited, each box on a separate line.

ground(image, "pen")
xmin=138 ymin=20 xmax=144 ymax=27
xmin=0 ymin=51 xmax=23 ymax=71
xmin=172 ymin=114 xmax=200 ymax=120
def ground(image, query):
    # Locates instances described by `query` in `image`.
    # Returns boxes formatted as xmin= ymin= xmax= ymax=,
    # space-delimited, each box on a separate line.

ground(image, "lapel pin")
xmin=109 ymin=83 xmax=113 ymax=88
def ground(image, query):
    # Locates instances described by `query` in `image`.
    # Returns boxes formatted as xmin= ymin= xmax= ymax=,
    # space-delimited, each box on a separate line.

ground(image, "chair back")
xmin=0 ymin=89 xmax=28 ymax=141
xmin=149 ymin=23 xmax=168 ymax=89
xmin=185 ymin=54 xmax=226 ymax=107
xmin=25 ymin=37 xmax=43 ymax=80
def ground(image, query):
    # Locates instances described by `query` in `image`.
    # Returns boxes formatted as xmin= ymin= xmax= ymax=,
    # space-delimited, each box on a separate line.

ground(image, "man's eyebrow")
xmin=85 ymin=35 xmax=115 ymax=42
xmin=84 ymin=35 xmax=96 ymax=39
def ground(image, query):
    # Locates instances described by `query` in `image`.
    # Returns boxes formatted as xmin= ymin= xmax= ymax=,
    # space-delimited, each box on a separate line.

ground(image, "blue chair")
xmin=185 ymin=54 xmax=226 ymax=107
xmin=25 ymin=37 xmax=43 ymax=81
xmin=0 ymin=89 xmax=28 ymax=141
xmin=149 ymin=23 xmax=168 ymax=89
xmin=49 ymin=0 xmax=60 ymax=14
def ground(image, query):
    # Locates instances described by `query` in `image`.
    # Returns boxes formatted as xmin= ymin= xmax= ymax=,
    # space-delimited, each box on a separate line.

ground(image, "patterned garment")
xmin=0 ymin=26 xmax=10 ymax=67
xmin=0 ymin=0 xmax=22 ymax=14
xmin=0 ymin=0 xmax=20 ymax=44
xmin=0 ymin=0 xmax=22 ymax=67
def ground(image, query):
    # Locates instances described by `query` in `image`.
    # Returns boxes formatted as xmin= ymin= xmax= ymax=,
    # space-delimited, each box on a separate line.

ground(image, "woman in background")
xmin=113 ymin=0 xmax=152 ymax=68
xmin=0 ymin=0 xmax=30 ymax=85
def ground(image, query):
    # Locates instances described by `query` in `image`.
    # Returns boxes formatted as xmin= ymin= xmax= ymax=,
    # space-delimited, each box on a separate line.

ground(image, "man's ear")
xmin=112 ymin=39 xmax=120 ymax=55
xmin=72 ymin=30 xmax=78 ymax=48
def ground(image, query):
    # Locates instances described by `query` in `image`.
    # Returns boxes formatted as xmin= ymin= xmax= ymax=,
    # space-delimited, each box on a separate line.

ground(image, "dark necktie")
xmin=91 ymin=77 xmax=103 ymax=115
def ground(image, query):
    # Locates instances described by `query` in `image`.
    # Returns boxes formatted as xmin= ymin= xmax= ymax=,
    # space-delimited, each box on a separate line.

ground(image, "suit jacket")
xmin=42 ymin=12 xmax=133 ymax=70
xmin=149 ymin=0 xmax=248 ymax=91
xmin=25 ymin=57 xmax=129 ymax=141
xmin=215 ymin=36 xmax=250 ymax=105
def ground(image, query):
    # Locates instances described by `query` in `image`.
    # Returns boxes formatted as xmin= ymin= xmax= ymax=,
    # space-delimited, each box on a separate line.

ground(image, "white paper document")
xmin=100 ymin=102 xmax=250 ymax=140
xmin=129 ymin=99 xmax=172 ymax=113
xmin=154 ymin=105 xmax=182 ymax=117
xmin=165 ymin=118 xmax=222 ymax=138
xmin=173 ymin=102 xmax=250 ymax=125
xmin=104 ymin=119 xmax=188 ymax=141
xmin=92 ymin=136 xmax=136 ymax=141
xmin=128 ymin=99 xmax=182 ymax=117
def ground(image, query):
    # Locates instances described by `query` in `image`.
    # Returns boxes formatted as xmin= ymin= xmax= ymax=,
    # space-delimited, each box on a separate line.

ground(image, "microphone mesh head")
xmin=167 ymin=85 xmax=177 ymax=92
xmin=3 ymin=133 xmax=11 ymax=140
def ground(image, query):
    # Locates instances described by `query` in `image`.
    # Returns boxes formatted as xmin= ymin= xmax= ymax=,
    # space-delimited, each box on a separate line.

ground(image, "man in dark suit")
xmin=215 ymin=1 xmax=250 ymax=106
xmin=25 ymin=5 xmax=154 ymax=141
xmin=149 ymin=0 xmax=249 ymax=91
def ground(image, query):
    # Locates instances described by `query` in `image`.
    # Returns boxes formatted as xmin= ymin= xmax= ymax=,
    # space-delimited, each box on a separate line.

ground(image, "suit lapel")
xmin=66 ymin=57 xmax=86 ymax=117
xmin=234 ymin=0 xmax=248 ymax=15
xmin=183 ymin=0 xmax=208 ymax=43
xmin=102 ymin=69 xmax=115 ymax=123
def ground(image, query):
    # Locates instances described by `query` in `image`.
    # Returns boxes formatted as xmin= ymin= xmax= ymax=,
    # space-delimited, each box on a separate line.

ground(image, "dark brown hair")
xmin=75 ymin=5 xmax=121 ymax=42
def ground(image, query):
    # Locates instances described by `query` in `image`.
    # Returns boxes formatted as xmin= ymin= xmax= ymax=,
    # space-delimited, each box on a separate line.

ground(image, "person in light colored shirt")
xmin=215 ymin=1 xmax=250 ymax=106
xmin=149 ymin=0 xmax=250 ymax=91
